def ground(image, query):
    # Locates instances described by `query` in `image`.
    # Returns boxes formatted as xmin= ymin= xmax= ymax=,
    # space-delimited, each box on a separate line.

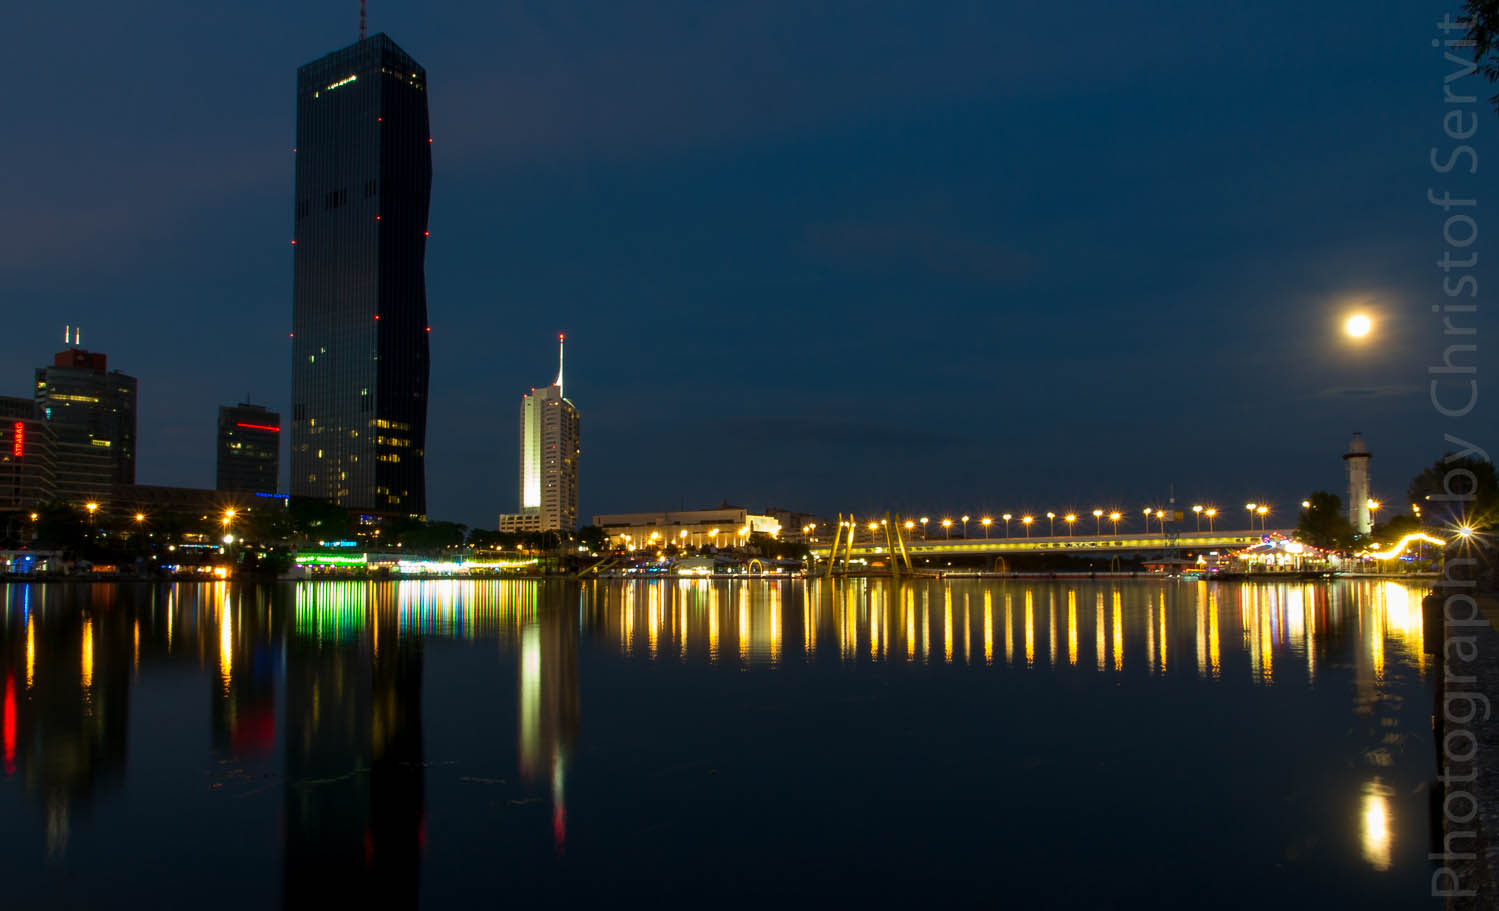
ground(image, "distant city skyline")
xmin=4 ymin=2 xmax=1493 ymax=527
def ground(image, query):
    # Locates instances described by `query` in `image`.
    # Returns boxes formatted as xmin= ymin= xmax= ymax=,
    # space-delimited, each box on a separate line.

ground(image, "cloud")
xmin=1313 ymin=385 xmax=1419 ymax=399
xmin=681 ymin=414 xmax=973 ymax=449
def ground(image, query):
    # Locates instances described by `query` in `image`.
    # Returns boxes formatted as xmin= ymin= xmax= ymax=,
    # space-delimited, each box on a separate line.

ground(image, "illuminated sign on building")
xmin=11 ymin=422 xmax=21 ymax=458
xmin=236 ymin=422 xmax=281 ymax=432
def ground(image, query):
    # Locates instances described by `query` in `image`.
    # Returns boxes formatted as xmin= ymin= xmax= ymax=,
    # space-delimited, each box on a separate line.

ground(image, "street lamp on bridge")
xmin=1002 ymin=514 xmax=1012 ymax=537
xmin=1204 ymin=508 xmax=1217 ymax=531
xmin=961 ymin=515 xmax=970 ymax=538
xmin=1192 ymin=504 xmax=1203 ymax=530
xmin=919 ymin=517 xmax=928 ymax=540
xmin=981 ymin=516 xmax=992 ymax=538
xmin=1064 ymin=513 xmax=1076 ymax=536
xmin=1109 ymin=511 xmax=1121 ymax=535
xmin=1021 ymin=515 xmax=1034 ymax=538
xmin=1092 ymin=509 xmax=1103 ymax=534
xmin=1245 ymin=503 xmax=1257 ymax=530
xmin=941 ymin=518 xmax=952 ymax=539
xmin=1257 ymin=505 xmax=1269 ymax=530
xmin=1046 ymin=512 xmax=1056 ymax=535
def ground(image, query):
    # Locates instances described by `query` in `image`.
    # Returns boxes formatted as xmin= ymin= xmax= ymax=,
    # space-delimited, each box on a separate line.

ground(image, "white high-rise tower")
xmin=1343 ymin=433 xmax=1372 ymax=535
xmin=499 ymin=334 xmax=581 ymax=533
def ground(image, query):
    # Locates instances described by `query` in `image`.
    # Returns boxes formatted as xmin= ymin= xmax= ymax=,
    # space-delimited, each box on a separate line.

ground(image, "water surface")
xmin=0 ymin=578 xmax=1437 ymax=907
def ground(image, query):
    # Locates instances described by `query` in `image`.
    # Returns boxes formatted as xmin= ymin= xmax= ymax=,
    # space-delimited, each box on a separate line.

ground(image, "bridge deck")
xmin=814 ymin=528 xmax=1290 ymax=558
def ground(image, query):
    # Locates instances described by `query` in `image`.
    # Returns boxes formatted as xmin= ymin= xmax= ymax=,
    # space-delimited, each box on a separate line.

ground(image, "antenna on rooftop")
xmin=359 ymin=0 xmax=367 ymax=40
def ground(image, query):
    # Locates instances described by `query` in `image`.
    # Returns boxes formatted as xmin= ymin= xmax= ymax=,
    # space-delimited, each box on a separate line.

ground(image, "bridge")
xmin=812 ymin=521 xmax=1290 ymax=572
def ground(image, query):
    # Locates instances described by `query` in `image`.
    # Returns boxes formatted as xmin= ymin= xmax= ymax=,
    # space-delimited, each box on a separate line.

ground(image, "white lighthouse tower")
xmin=1343 ymin=433 xmax=1372 ymax=536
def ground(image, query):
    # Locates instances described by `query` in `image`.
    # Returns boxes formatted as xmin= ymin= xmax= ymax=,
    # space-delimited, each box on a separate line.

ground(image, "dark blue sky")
xmin=4 ymin=1 xmax=1493 ymax=528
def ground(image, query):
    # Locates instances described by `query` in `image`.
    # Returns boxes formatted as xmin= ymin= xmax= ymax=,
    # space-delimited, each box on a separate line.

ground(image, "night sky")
xmin=5 ymin=1 xmax=1494 ymax=528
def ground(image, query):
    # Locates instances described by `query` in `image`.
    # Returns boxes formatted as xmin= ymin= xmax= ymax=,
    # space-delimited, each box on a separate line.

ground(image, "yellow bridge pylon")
xmin=824 ymin=512 xmax=914 ymax=577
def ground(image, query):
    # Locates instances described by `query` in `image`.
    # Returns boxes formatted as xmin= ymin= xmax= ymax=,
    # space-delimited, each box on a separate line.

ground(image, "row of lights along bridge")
xmin=798 ymin=500 xmax=1381 ymax=542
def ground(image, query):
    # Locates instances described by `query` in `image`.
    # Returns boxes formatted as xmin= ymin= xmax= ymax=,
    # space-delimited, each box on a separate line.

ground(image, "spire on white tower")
xmin=554 ymin=333 xmax=565 ymax=398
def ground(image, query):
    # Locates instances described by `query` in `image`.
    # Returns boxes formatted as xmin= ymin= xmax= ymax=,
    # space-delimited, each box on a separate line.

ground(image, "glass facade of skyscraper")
xmin=290 ymin=34 xmax=431 ymax=518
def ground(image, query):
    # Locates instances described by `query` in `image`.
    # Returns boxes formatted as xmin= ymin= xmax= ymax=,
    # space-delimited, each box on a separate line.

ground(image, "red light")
xmin=12 ymin=421 xmax=22 ymax=458
xmin=424 ymin=231 xmax=430 ymax=236
xmin=375 ymin=215 xmax=381 ymax=220
xmin=2 ymin=674 xmax=14 ymax=775
xmin=236 ymin=422 xmax=281 ymax=433
xmin=374 ymin=315 xmax=380 ymax=320
xmin=290 ymin=240 xmax=296 ymax=245
xmin=377 ymin=117 xmax=382 ymax=122
xmin=425 ymin=327 xmax=431 ymax=332
xmin=428 ymin=138 xmax=433 ymax=143
xmin=289 ymin=332 xmax=294 ymax=338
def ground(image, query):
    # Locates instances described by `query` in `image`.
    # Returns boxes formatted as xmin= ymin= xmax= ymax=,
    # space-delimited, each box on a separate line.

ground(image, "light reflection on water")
xmin=0 ymin=577 xmax=1435 ymax=907
xmin=586 ymin=578 xmax=1426 ymax=685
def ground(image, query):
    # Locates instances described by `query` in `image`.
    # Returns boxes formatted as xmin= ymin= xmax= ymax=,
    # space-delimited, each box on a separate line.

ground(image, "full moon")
xmin=1345 ymin=313 xmax=1372 ymax=338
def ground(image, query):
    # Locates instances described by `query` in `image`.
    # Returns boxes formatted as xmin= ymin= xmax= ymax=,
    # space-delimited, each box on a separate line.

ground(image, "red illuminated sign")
xmin=11 ymin=422 xmax=21 ymax=458
xmin=236 ymin=423 xmax=281 ymax=433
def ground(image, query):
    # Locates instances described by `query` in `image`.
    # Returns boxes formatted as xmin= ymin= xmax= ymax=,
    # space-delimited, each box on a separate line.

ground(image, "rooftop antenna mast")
xmin=359 ymin=0 xmax=367 ymax=40
xmin=555 ymin=333 xmax=565 ymax=398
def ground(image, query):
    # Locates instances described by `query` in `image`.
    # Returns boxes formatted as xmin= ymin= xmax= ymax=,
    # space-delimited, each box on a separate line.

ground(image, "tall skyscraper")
xmin=34 ymin=346 xmax=137 ymax=505
xmin=290 ymin=34 xmax=432 ymax=518
xmin=217 ymin=403 xmax=281 ymax=494
xmin=499 ymin=336 xmax=580 ymax=533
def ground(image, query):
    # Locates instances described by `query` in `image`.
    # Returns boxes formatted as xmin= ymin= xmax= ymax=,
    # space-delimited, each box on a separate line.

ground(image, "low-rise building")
xmin=592 ymin=506 xmax=782 ymax=550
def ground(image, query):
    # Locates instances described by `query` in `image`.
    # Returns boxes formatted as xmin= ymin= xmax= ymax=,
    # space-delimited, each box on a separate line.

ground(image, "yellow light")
xmin=868 ymin=522 xmax=879 ymax=532
xmin=134 ymin=513 xmax=145 ymax=522
xmin=1192 ymin=505 xmax=1202 ymax=514
xmin=1109 ymin=512 xmax=1120 ymax=521
xmin=1093 ymin=509 xmax=1103 ymax=518
xmin=1245 ymin=502 xmax=1256 ymax=510
xmin=904 ymin=520 xmax=914 ymax=529
xmin=1301 ymin=500 xmax=1311 ymax=508
xmin=708 ymin=528 xmax=719 ymax=537
xmin=1046 ymin=511 xmax=1055 ymax=519
xmin=919 ymin=517 xmax=928 ymax=524
xmin=981 ymin=517 xmax=992 ymax=526
xmin=1367 ymin=499 xmax=1380 ymax=511
xmin=1205 ymin=508 xmax=1217 ymax=517
xmin=1021 ymin=515 xmax=1033 ymax=524
xmin=1002 ymin=513 xmax=1012 ymax=521
xmin=961 ymin=515 xmax=969 ymax=523
xmin=1257 ymin=506 xmax=1268 ymax=516
xmin=1064 ymin=514 xmax=1076 ymax=523
xmin=1364 ymin=532 xmax=1446 ymax=559
xmin=941 ymin=518 xmax=952 ymax=527
xmin=1143 ymin=508 xmax=1152 ymax=516
xmin=85 ymin=502 xmax=99 ymax=513
xmin=1458 ymin=525 xmax=1474 ymax=538
xmin=224 ymin=508 xmax=236 ymax=519
xmin=1346 ymin=313 xmax=1372 ymax=338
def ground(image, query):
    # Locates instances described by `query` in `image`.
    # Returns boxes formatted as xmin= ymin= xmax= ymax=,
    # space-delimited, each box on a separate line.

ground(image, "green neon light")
xmin=296 ymin=553 xmax=368 ymax=565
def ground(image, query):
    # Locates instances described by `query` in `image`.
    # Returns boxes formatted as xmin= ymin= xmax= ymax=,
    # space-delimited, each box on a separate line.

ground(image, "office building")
xmin=0 ymin=396 xmax=57 ymax=510
xmin=34 ymin=346 xmax=137 ymax=506
xmin=217 ymin=403 xmax=281 ymax=493
xmin=290 ymin=33 xmax=432 ymax=518
xmin=498 ymin=336 xmax=580 ymax=533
